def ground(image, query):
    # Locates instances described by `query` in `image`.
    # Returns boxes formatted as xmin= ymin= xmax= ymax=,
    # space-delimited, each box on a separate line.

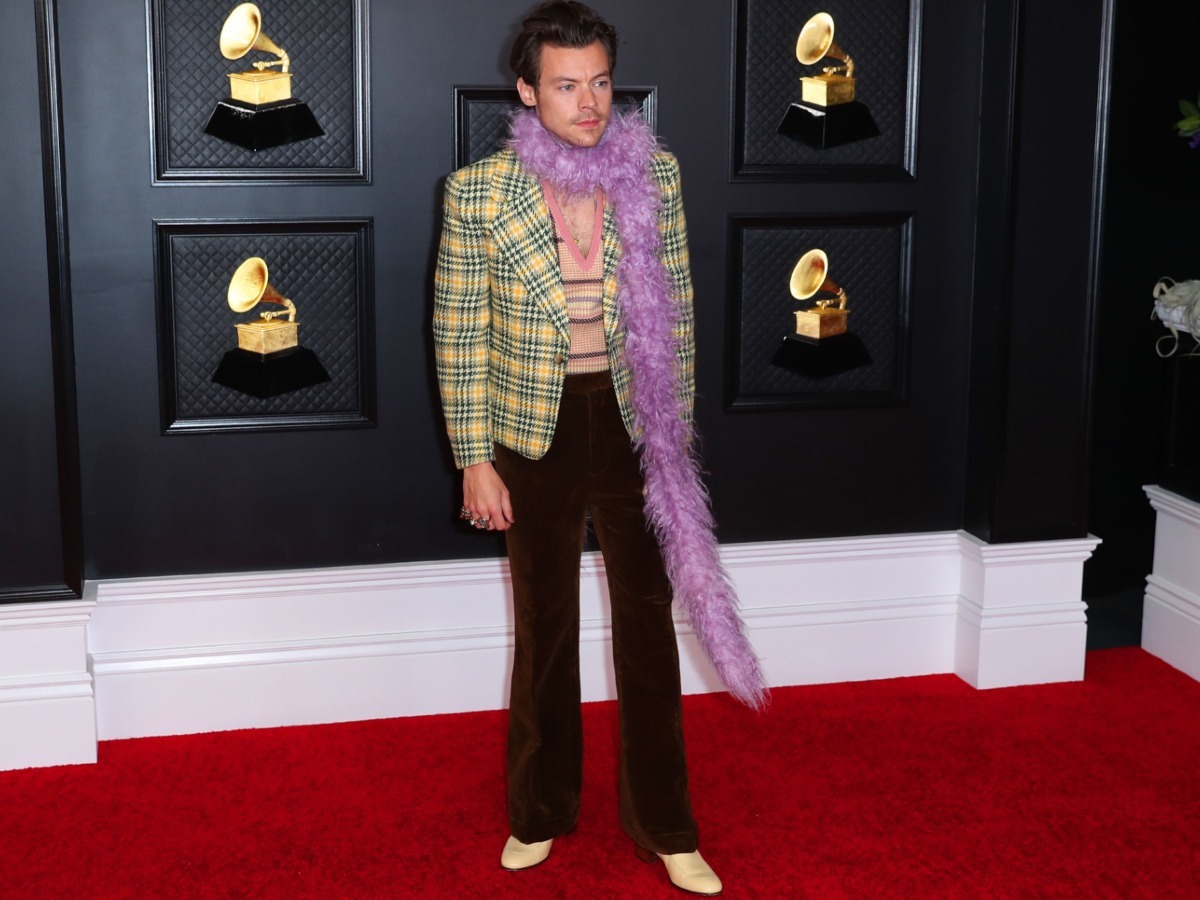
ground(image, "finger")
xmin=475 ymin=508 xmax=504 ymax=535
xmin=477 ymin=496 xmax=510 ymax=529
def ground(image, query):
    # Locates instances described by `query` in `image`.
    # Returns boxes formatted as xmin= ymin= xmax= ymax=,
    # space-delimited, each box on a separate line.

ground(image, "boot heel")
xmin=634 ymin=844 xmax=656 ymax=864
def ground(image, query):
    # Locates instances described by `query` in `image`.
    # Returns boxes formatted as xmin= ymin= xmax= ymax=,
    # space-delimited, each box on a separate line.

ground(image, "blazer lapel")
xmin=491 ymin=157 xmax=570 ymax=340
xmin=600 ymin=200 xmax=621 ymax=343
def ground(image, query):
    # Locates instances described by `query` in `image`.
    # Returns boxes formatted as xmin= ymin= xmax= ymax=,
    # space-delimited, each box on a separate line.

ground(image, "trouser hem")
xmin=620 ymin=821 xmax=700 ymax=856
xmin=510 ymin=810 xmax=579 ymax=844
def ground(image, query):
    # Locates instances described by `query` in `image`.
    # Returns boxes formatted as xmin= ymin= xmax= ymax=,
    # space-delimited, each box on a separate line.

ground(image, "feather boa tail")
xmin=508 ymin=109 xmax=768 ymax=709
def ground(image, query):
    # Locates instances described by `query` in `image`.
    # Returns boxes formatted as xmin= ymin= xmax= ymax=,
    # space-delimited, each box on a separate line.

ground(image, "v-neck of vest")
xmin=542 ymin=182 xmax=605 ymax=272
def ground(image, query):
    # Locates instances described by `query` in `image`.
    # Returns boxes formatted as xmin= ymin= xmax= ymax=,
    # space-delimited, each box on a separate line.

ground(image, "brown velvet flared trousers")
xmin=493 ymin=371 xmax=698 ymax=855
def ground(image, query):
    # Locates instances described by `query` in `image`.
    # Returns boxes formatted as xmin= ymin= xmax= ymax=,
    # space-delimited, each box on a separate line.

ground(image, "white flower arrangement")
xmin=1152 ymin=278 xmax=1200 ymax=357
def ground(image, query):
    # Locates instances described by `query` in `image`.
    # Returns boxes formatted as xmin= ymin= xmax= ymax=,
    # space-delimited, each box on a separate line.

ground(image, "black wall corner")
xmin=964 ymin=0 xmax=1114 ymax=544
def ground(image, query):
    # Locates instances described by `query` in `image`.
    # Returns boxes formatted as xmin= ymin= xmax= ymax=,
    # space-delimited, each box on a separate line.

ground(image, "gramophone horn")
xmin=790 ymin=248 xmax=850 ymax=311
xmin=219 ymin=3 xmax=289 ymax=71
xmin=228 ymin=256 xmax=268 ymax=311
xmin=790 ymin=249 xmax=835 ymax=300
xmin=227 ymin=256 xmax=291 ymax=315
xmin=795 ymin=11 xmax=853 ymax=77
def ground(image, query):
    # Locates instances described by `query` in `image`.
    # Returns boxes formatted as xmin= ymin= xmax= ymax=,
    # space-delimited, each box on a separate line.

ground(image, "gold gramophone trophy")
xmin=797 ymin=12 xmax=855 ymax=106
xmin=211 ymin=257 xmax=330 ymax=398
xmin=228 ymin=256 xmax=298 ymax=353
xmin=776 ymin=12 xmax=879 ymax=148
xmin=771 ymin=248 xmax=872 ymax=377
xmin=790 ymin=248 xmax=848 ymax=339
xmin=203 ymin=3 xmax=324 ymax=151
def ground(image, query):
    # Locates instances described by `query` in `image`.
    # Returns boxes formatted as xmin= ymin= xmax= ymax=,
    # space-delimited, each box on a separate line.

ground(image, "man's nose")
xmin=579 ymin=86 xmax=596 ymax=108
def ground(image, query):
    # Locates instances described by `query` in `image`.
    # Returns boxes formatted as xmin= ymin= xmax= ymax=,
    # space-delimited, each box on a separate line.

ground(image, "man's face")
xmin=516 ymin=41 xmax=612 ymax=148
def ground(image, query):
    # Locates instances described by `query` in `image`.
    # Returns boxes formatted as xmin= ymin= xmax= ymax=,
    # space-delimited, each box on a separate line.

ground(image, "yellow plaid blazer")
xmin=433 ymin=147 xmax=695 ymax=468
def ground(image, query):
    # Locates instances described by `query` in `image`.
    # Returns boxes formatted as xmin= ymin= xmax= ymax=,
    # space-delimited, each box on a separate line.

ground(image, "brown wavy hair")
xmin=509 ymin=1 xmax=619 ymax=89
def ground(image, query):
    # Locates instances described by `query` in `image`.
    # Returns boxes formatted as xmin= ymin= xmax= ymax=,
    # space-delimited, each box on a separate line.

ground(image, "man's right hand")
xmin=462 ymin=462 xmax=514 ymax=532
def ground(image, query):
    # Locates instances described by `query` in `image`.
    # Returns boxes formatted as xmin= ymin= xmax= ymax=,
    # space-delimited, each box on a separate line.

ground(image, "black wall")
xmin=0 ymin=0 xmax=79 ymax=600
xmin=1086 ymin=1 xmax=1200 ymax=600
xmin=3 ymin=0 xmax=1119 ymax=597
xmin=965 ymin=0 xmax=1111 ymax=543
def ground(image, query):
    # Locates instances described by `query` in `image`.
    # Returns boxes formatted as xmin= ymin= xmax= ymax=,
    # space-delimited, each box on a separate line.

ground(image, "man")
xmin=434 ymin=1 xmax=763 ymax=893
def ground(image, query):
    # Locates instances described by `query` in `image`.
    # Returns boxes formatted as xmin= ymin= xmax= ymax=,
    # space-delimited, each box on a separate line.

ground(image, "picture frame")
xmin=730 ymin=0 xmax=922 ymax=180
xmin=154 ymin=217 xmax=375 ymax=433
xmin=147 ymin=0 xmax=370 ymax=184
xmin=726 ymin=212 xmax=914 ymax=409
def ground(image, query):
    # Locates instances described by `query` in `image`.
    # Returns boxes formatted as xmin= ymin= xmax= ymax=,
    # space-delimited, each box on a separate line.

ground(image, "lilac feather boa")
xmin=508 ymin=109 xmax=768 ymax=709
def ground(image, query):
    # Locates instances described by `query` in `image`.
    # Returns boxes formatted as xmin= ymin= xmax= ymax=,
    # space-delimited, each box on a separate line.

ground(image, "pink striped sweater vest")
xmin=543 ymin=183 xmax=609 ymax=374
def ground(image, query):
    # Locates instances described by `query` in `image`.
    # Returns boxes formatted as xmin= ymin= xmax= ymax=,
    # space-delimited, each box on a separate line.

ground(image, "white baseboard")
xmin=1143 ymin=486 xmax=1200 ymax=681
xmin=84 ymin=531 xmax=1098 ymax=742
xmin=0 ymin=530 xmax=1102 ymax=768
xmin=954 ymin=533 xmax=1097 ymax=688
xmin=0 ymin=601 xmax=97 ymax=771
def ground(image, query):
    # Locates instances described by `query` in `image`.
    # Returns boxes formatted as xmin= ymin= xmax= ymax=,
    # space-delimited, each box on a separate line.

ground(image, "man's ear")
xmin=516 ymin=77 xmax=538 ymax=108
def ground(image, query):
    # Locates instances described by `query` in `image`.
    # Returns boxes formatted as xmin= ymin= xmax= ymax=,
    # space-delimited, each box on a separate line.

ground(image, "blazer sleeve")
xmin=654 ymin=152 xmax=696 ymax=417
xmin=433 ymin=167 xmax=494 ymax=469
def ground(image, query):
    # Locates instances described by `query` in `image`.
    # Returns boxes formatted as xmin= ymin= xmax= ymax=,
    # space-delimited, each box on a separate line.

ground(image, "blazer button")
xmin=554 ymin=352 xmax=565 ymax=364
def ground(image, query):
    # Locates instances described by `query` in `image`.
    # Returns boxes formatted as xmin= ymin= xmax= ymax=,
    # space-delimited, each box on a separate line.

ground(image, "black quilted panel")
xmin=734 ymin=0 xmax=917 ymax=173
xmin=151 ymin=0 xmax=365 ymax=178
xmin=454 ymin=87 xmax=657 ymax=169
xmin=464 ymin=99 xmax=517 ymax=169
xmin=156 ymin=220 xmax=373 ymax=429
xmin=730 ymin=216 xmax=912 ymax=406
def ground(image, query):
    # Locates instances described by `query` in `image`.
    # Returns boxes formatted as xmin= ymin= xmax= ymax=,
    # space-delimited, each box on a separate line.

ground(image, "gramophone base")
xmin=204 ymin=98 xmax=324 ymax=151
xmin=776 ymin=101 xmax=880 ymax=149
xmin=794 ymin=308 xmax=849 ymax=340
xmin=771 ymin=332 xmax=872 ymax=379
xmin=800 ymin=75 xmax=855 ymax=107
xmin=212 ymin=347 xmax=330 ymax=398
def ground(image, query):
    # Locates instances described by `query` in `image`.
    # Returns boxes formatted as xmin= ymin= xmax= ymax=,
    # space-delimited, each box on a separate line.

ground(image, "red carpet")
xmin=2 ymin=648 xmax=1198 ymax=898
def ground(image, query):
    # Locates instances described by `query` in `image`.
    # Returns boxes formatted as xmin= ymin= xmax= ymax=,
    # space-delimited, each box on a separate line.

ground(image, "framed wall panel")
xmin=730 ymin=0 xmax=921 ymax=180
xmin=452 ymin=86 xmax=657 ymax=169
xmin=148 ymin=0 xmax=370 ymax=184
xmin=726 ymin=213 xmax=913 ymax=410
xmin=154 ymin=218 xmax=375 ymax=433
